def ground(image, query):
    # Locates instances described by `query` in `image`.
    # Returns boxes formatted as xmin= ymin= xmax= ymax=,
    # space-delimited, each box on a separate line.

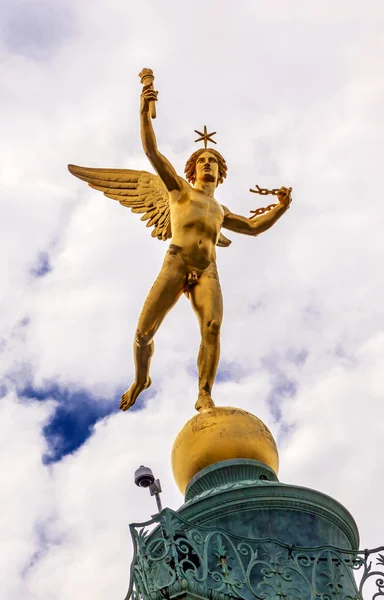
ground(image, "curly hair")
xmin=184 ymin=148 xmax=228 ymax=186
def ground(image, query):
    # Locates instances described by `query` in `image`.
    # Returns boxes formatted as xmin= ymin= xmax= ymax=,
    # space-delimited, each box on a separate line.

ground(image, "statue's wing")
xmin=68 ymin=164 xmax=171 ymax=241
xmin=68 ymin=164 xmax=232 ymax=247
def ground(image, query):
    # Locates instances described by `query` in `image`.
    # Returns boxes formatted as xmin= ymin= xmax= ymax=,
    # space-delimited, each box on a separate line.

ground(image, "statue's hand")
xmin=277 ymin=186 xmax=292 ymax=208
xmin=140 ymin=87 xmax=158 ymax=115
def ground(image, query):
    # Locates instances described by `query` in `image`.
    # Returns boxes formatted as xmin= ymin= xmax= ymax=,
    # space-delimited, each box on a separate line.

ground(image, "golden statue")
xmin=68 ymin=69 xmax=292 ymax=413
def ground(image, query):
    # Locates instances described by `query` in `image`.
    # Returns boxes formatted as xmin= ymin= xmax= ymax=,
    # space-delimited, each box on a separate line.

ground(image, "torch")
xmin=139 ymin=68 xmax=156 ymax=119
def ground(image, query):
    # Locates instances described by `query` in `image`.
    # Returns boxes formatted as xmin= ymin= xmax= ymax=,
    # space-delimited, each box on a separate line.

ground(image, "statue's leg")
xmin=189 ymin=263 xmax=223 ymax=412
xmin=120 ymin=252 xmax=187 ymax=411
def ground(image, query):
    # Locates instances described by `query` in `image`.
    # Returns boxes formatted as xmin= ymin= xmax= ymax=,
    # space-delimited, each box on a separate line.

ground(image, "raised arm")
xmin=140 ymin=87 xmax=181 ymax=193
xmin=222 ymin=187 xmax=291 ymax=236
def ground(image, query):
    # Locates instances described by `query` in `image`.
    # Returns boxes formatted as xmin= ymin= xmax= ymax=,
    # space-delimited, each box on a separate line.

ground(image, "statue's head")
xmin=184 ymin=148 xmax=227 ymax=187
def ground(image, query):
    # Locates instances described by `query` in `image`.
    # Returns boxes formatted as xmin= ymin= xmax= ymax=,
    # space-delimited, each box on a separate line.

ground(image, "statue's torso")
xmin=169 ymin=185 xmax=224 ymax=271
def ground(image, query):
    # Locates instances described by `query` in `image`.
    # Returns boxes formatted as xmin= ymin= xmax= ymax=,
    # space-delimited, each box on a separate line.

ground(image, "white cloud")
xmin=2 ymin=1 xmax=384 ymax=598
xmin=0 ymin=394 xmax=53 ymax=599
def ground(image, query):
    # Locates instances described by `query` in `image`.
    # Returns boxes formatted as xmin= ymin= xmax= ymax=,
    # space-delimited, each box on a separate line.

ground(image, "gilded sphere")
xmin=171 ymin=406 xmax=279 ymax=494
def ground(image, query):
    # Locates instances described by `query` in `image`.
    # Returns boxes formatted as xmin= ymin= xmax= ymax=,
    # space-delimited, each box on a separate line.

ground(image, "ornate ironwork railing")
xmin=124 ymin=508 xmax=384 ymax=600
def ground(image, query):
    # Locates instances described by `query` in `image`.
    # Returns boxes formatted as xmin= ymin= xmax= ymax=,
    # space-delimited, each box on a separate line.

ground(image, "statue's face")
xmin=195 ymin=151 xmax=219 ymax=185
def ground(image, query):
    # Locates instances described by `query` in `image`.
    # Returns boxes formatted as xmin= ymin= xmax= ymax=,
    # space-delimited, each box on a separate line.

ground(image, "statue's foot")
xmin=120 ymin=377 xmax=152 ymax=411
xmin=195 ymin=391 xmax=215 ymax=412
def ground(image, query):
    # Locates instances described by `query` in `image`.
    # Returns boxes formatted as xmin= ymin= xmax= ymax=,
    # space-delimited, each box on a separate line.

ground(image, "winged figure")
xmin=68 ymin=74 xmax=292 ymax=413
xmin=67 ymin=166 xmax=232 ymax=247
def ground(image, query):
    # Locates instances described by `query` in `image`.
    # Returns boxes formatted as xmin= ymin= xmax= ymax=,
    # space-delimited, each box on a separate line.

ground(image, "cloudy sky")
xmin=1 ymin=0 xmax=384 ymax=597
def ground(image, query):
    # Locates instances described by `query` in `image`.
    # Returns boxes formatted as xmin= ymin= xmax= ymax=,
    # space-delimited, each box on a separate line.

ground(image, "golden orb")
xmin=171 ymin=406 xmax=279 ymax=494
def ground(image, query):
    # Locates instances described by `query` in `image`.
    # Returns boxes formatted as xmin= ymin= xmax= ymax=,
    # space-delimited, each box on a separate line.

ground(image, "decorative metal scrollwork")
xmin=124 ymin=508 xmax=384 ymax=600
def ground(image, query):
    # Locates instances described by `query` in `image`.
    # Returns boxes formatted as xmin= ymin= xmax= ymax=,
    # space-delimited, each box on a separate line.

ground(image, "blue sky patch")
xmin=21 ymin=518 xmax=63 ymax=578
xmin=266 ymin=379 xmax=297 ymax=423
xmin=261 ymin=354 xmax=298 ymax=424
xmin=19 ymin=382 xmax=119 ymax=463
xmin=18 ymin=380 xmax=153 ymax=463
xmin=30 ymin=252 xmax=52 ymax=278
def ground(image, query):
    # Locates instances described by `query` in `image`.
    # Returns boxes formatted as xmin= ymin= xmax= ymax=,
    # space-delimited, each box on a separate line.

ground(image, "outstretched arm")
xmin=140 ymin=87 xmax=181 ymax=193
xmin=222 ymin=187 xmax=291 ymax=236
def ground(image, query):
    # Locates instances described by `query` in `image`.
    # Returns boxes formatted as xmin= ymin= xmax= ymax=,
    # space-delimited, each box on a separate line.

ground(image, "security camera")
xmin=134 ymin=465 xmax=163 ymax=514
xmin=134 ymin=465 xmax=155 ymax=488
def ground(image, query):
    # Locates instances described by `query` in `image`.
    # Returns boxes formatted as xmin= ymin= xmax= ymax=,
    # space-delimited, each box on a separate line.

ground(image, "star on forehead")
xmin=194 ymin=125 xmax=217 ymax=149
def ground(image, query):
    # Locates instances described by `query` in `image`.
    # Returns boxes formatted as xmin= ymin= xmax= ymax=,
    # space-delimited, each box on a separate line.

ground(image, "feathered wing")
xmin=68 ymin=164 xmax=171 ymax=241
xmin=68 ymin=163 xmax=231 ymax=247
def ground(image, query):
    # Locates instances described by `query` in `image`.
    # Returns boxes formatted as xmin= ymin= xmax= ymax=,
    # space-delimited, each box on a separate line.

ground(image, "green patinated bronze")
xmin=180 ymin=459 xmax=359 ymax=550
xmin=125 ymin=459 xmax=382 ymax=600
xmin=185 ymin=459 xmax=279 ymax=501
xmin=125 ymin=507 xmax=383 ymax=600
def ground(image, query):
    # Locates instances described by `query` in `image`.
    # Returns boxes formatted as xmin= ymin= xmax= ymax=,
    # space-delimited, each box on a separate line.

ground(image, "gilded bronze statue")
xmin=68 ymin=69 xmax=292 ymax=413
